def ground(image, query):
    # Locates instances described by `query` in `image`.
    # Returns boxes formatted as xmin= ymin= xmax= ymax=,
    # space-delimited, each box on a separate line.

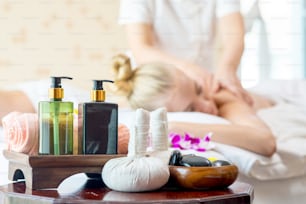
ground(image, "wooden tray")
xmin=3 ymin=150 xmax=124 ymax=190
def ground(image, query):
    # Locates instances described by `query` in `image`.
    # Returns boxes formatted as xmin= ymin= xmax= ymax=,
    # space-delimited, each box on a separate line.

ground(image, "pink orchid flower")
xmin=168 ymin=132 xmax=213 ymax=152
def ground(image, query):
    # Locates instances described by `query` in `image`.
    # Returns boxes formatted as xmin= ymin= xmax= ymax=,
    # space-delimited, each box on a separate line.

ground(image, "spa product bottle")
xmin=39 ymin=76 xmax=74 ymax=155
xmin=79 ymin=80 xmax=118 ymax=154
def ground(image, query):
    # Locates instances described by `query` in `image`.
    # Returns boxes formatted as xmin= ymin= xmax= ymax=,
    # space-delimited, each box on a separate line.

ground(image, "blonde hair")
xmin=111 ymin=54 xmax=174 ymax=110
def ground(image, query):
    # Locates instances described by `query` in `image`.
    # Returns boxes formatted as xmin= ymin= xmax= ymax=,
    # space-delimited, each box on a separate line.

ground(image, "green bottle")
xmin=39 ymin=76 xmax=74 ymax=155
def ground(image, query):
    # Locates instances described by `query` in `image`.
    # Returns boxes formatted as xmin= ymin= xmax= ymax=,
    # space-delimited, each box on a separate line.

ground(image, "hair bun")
xmin=111 ymin=54 xmax=134 ymax=97
xmin=112 ymin=54 xmax=133 ymax=81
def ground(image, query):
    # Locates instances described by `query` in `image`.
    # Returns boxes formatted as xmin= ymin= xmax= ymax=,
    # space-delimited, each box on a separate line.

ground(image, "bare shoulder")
xmin=213 ymin=89 xmax=245 ymax=108
xmin=212 ymin=89 xmax=272 ymax=130
xmin=212 ymin=89 xmax=257 ymax=121
xmin=249 ymin=92 xmax=275 ymax=110
xmin=213 ymin=89 xmax=274 ymax=112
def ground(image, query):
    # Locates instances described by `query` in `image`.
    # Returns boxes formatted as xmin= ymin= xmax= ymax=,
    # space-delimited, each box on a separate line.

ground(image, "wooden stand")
xmin=3 ymin=150 xmax=124 ymax=190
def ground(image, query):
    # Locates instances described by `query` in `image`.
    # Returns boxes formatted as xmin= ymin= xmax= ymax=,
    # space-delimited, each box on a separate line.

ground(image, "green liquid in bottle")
xmin=39 ymin=101 xmax=73 ymax=155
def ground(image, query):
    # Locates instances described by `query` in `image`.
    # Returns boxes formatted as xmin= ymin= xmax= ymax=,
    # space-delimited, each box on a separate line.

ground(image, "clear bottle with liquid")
xmin=78 ymin=80 xmax=118 ymax=154
xmin=39 ymin=76 xmax=74 ymax=155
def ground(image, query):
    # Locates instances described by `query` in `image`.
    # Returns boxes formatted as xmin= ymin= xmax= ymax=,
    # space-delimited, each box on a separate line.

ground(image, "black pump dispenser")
xmin=93 ymin=79 xmax=113 ymax=90
xmin=91 ymin=80 xmax=114 ymax=102
xmin=51 ymin=76 xmax=73 ymax=88
xmin=49 ymin=76 xmax=73 ymax=101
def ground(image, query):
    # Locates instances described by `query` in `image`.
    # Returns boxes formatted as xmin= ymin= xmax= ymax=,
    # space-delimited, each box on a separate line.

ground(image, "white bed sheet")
xmin=238 ymin=174 xmax=306 ymax=204
xmin=119 ymin=110 xmax=306 ymax=181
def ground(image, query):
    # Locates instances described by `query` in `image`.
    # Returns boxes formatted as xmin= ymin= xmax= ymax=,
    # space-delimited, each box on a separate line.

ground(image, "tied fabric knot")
xmin=169 ymin=132 xmax=214 ymax=152
xmin=150 ymin=107 xmax=168 ymax=151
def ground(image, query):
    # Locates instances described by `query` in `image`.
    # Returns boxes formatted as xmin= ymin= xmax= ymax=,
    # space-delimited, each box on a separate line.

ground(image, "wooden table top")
xmin=0 ymin=175 xmax=253 ymax=204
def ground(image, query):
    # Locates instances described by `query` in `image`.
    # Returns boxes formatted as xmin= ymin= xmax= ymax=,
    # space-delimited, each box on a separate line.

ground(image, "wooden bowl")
xmin=168 ymin=165 xmax=238 ymax=190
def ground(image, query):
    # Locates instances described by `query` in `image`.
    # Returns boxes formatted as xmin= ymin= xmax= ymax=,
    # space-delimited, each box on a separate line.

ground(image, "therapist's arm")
xmin=124 ymin=23 xmax=216 ymax=96
xmin=216 ymin=12 xmax=244 ymax=78
xmin=215 ymin=12 xmax=253 ymax=105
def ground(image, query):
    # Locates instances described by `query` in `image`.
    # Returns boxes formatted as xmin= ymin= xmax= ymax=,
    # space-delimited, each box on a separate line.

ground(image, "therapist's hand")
xmin=213 ymin=73 xmax=253 ymax=106
xmin=182 ymin=63 xmax=219 ymax=99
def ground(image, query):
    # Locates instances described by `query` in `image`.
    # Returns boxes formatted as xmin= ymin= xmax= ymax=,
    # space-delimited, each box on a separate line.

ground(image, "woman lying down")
xmin=111 ymin=55 xmax=277 ymax=157
xmin=110 ymin=54 xmax=306 ymax=157
xmin=1 ymin=55 xmax=306 ymax=157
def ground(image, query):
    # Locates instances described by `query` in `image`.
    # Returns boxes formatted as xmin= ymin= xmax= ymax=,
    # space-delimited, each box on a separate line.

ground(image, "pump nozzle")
xmin=51 ymin=76 xmax=73 ymax=88
xmin=49 ymin=76 xmax=73 ymax=100
xmin=91 ymin=80 xmax=114 ymax=102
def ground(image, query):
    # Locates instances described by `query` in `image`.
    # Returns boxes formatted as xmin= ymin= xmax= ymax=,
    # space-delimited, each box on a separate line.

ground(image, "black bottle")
xmin=78 ymin=80 xmax=118 ymax=154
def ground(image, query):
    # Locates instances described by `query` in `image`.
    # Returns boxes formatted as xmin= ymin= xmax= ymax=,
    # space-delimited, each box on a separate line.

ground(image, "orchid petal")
xmin=196 ymin=147 xmax=206 ymax=152
xmin=171 ymin=134 xmax=181 ymax=144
